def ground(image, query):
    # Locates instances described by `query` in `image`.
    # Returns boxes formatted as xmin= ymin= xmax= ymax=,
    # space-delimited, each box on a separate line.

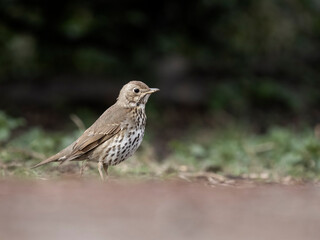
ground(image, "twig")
xmin=70 ymin=114 xmax=86 ymax=131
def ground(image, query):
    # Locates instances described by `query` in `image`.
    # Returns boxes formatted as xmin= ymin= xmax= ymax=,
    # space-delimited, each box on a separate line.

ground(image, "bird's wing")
xmin=32 ymin=104 xmax=130 ymax=168
xmin=65 ymin=123 xmax=121 ymax=161
xmin=61 ymin=104 xmax=130 ymax=162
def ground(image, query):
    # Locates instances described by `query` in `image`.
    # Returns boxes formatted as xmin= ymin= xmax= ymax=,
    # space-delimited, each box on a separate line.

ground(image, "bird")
xmin=32 ymin=81 xmax=159 ymax=180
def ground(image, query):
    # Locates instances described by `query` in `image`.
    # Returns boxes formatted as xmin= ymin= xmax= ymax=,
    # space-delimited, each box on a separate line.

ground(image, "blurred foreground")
xmin=0 ymin=180 xmax=319 ymax=240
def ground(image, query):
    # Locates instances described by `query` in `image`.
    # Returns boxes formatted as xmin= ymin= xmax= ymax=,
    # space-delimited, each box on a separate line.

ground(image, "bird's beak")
xmin=145 ymin=88 xmax=160 ymax=94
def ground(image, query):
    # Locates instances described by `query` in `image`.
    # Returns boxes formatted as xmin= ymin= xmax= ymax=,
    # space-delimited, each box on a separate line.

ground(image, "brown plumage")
xmin=32 ymin=81 xmax=159 ymax=179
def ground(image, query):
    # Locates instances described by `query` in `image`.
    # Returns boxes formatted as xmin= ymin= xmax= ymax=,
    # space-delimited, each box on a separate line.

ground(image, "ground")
xmin=1 ymin=112 xmax=320 ymax=239
xmin=0 ymin=179 xmax=319 ymax=240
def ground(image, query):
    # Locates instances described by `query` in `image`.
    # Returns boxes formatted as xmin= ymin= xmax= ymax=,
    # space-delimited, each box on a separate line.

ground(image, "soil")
xmin=0 ymin=179 xmax=319 ymax=240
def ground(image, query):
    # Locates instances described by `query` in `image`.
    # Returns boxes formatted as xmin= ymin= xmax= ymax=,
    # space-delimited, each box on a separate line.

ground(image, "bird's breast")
xmin=96 ymin=114 xmax=146 ymax=166
xmin=131 ymin=106 xmax=146 ymax=127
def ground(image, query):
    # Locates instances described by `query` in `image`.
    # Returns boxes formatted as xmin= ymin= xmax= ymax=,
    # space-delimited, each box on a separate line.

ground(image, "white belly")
xmin=98 ymin=127 xmax=145 ymax=166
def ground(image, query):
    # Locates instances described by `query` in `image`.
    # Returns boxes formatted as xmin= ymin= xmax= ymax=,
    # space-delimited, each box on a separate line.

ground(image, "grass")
xmin=0 ymin=110 xmax=320 ymax=183
xmin=169 ymin=125 xmax=320 ymax=180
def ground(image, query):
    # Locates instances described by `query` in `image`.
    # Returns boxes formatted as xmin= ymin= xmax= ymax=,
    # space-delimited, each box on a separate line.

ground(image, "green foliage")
xmin=209 ymin=79 xmax=303 ymax=114
xmin=0 ymin=0 xmax=320 ymax=118
xmin=0 ymin=111 xmax=24 ymax=142
xmin=169 ymin=126 xmax=320 ymax=178
xmin=0 ymin=0 xmax=319 ymax=80
xmin=0 ymin=111 xmax=319 ymax=181
xmin=9 ymin=127 xmax=81 ymax=155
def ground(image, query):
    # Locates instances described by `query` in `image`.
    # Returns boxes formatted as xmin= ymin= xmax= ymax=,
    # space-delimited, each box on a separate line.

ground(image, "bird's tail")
xmin=31 ymin=154 xmax=60 ymax=169
xmin=31 ymin=141 xmax=76 ymax=169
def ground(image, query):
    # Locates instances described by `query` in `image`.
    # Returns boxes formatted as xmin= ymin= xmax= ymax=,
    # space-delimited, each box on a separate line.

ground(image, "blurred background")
xmin=1 ymin=0 xmax=320 ymax=181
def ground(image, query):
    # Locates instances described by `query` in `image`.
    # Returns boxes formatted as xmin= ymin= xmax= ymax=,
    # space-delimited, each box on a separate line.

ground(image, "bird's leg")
xmin=103 ymin=163 xmax=109 ymax=177
xmin=98 ymin=161 xmax=105 ymax=181
xmin=80 ymin=160 xmax=87 ymax=176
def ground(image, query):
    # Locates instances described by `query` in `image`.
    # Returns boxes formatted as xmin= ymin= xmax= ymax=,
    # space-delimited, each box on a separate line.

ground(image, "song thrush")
xmin=33 ymin=81 xmax=159 ymax=180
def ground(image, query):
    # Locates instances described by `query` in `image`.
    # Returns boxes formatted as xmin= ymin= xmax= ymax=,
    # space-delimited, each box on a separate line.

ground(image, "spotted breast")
xmin=92 ymin=106 xmax=146 ymax=166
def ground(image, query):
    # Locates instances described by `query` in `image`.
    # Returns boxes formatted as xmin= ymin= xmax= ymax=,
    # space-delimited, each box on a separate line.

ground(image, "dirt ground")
xmin=0 ymin=179 xmax=319 ymax=240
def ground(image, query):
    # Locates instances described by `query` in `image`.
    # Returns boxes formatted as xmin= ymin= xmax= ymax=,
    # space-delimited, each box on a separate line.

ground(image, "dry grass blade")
xmin=70 ymin=114 xmax=86 ymax=131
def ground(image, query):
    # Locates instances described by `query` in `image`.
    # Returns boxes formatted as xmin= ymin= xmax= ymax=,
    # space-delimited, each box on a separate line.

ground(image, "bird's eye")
xmin=133 ymin=88 xmax=140 ymax=93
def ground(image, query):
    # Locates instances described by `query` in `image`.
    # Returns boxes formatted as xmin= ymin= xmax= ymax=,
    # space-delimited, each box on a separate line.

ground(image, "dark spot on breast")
xmin=132 ymin=136 xmax=139 ymax=145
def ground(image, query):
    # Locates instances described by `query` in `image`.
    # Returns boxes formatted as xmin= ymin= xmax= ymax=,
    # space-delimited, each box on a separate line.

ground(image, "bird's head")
xmin=117 ymin=81 xmax=159 ymax=108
